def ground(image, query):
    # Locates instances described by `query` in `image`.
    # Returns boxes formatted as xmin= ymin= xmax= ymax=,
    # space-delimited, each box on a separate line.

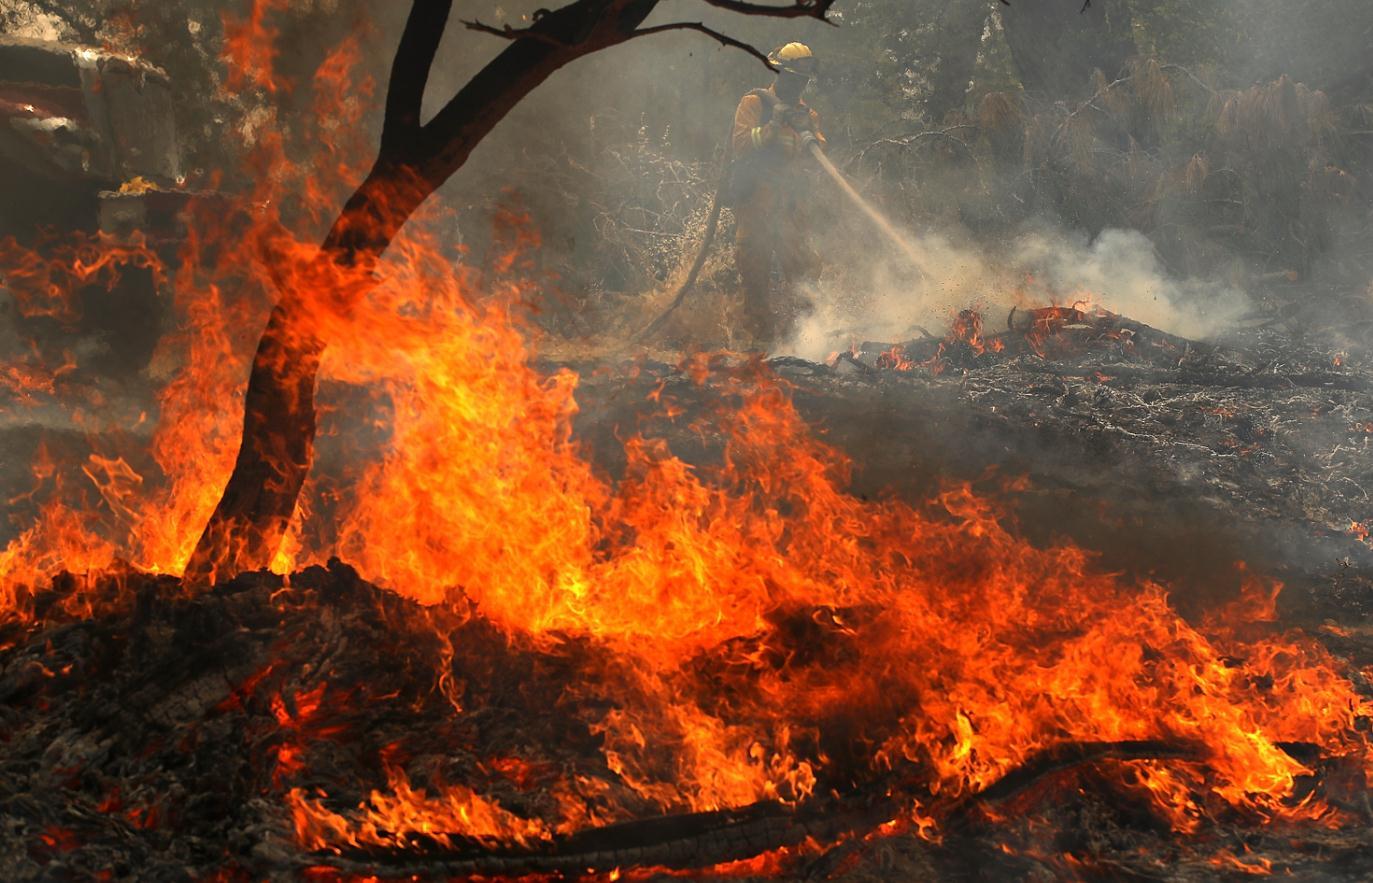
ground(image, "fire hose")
xmin=634 ymin=141 xmax=735 ymax=342
xmin=637 ymin=129 xmax=926 ymax=342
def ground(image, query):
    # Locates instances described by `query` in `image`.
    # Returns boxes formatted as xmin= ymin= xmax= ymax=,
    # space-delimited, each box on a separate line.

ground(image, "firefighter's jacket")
xmin=729 ymin=86 xmax=826 ymax=341
xmin=729 ymin=85 xmax=826 ymax=221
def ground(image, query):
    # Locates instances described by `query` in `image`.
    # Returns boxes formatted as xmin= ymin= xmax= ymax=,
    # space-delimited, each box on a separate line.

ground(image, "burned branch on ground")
xmin=4 ymin=555 xmax=1371 ymax=880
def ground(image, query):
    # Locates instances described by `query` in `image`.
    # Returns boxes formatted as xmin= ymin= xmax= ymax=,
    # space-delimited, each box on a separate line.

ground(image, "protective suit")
xmin=729 ymin=44 xmax=826 ymax=346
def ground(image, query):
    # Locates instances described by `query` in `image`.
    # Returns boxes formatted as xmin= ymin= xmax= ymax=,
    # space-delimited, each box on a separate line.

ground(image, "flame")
xmin=1208 ymin=847 xmax=1274 ymax=875
xmin=922 ymin=308 xmax=1005 ymax=374
xmin=875 ymin=344 xmax=915 ymax=372
xmin=308 ymin=250 xmax=1371 ymax=835
xmin=289 ymin=766 xmax=555 ymax=852
xmin=222 ymin=0 xmax=293 ymax=96
xmin=3 ymin=7 xmax=1372 ymax=868
xmin=0 ymin=11 xmax=375 ymax=611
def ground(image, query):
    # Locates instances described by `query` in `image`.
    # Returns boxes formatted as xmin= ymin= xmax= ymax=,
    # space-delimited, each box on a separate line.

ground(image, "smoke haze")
xmin=784 ymin=222 xmax=1252 ymax=361
xmin=2 ymin=0 xmax=1369 ymax=362
xmin=402 ymin=0 xmax=1370 ymax=359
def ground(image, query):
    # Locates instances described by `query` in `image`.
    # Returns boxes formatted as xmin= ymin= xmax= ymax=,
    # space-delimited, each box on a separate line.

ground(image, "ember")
xmin=3 ymin=1 xmax=1373 ymax=880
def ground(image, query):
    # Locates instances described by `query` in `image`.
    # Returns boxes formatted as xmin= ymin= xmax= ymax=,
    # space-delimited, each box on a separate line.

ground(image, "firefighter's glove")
xmin=763 ymin=119 xmax=802 ymax=155
xmin=781 ymin=107 xmax=813 ymax=131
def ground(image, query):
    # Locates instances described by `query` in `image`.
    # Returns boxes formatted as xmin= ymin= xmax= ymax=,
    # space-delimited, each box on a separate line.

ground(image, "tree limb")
xmin=381 ymin=0 xmax=454 ymax=154
xmin=631 ymin=21 xmax=772 ymax=67
xmin=851 ymin=126 xmax=979 ymax=167
xmin=1161 ymin=62 xmax=1217 ymax=97
xmin=699 ymin=0 xmax=837 ymax=23
xmin=419 ymin=0 xmax=659 ymax=170
xmin=460 ymin=18 xmax=574 ymax=47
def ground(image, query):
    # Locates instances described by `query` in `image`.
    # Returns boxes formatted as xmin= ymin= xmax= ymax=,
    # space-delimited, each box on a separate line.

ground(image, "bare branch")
xmin=699 ymin=0 xmax=837 ymax=23
xmin=631 ymin=22 xmax=772 ymax=68
xmin=1161 ymin=62 xmax=1217 ymax=96
xmin=850 ymin=126 xmax=980 ymax=170
xmin=1052 ymin=71 xmax=1130 ymax=143
xmin=460 ymin=18 xmax=572 ymax=47
xmin=381 ymin=0 xmax=453 ymax=155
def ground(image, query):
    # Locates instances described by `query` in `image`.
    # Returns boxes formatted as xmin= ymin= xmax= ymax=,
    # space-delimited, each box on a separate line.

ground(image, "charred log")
xmin=311 ymin=741 xmax=1234 ymax=877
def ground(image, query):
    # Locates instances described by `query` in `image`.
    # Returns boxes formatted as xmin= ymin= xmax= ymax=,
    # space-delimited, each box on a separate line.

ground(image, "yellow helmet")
xmin=768 ymin=42 xmax=817 ymax=77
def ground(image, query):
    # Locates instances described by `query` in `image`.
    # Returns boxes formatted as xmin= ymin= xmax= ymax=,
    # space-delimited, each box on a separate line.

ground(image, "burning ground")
xmin=4 ymin=307 xmax=1373 ymax=880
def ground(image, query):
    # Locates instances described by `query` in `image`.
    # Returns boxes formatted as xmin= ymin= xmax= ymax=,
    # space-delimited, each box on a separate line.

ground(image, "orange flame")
xmin=289 ymin=766 xmax=554 ymax=852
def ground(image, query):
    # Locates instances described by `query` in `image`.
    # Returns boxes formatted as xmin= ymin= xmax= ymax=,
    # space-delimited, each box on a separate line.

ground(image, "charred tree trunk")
xmin=187 ymin=0 xmax=660 ymax=583
xmin=185 ymin=167 xmax=417 ymax=583
xmin=187 ymin=0 xmax=835 ymax=583
xmin=923 ymin=0 xmax=993 ymax=122
xmin=999 ymin=0 xmax=1135 ymax=99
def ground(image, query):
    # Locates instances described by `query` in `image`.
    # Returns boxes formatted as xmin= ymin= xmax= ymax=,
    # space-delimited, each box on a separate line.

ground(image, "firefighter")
xmin=729 ymin=42 xmax=826 ymax=347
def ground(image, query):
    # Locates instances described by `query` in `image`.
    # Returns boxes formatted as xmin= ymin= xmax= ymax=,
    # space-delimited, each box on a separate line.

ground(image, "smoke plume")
xmin=784 ymin=224 xmax=1251 ymax=360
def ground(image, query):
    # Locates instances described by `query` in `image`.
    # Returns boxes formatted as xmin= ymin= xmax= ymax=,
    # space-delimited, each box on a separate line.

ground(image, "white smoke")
xmin=1010 ymin=228 xmax=1251 ymax=339
xmin=783 ymin=225 xmax=1251 ymax=361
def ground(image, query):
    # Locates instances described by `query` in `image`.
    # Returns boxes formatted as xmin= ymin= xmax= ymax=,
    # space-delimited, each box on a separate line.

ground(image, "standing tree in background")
xmin=921 ymin=0 xmax=993 ymax=122
xmin=1000 ymin=0 xmax=1135 ymax=99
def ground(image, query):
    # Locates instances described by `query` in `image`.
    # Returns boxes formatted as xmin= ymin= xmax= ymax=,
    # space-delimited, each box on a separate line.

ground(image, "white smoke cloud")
xmin=1010 ymin=228 xmax=1251 ymax=340
xmin=783 ymin=225 xmax=1251 ymax=361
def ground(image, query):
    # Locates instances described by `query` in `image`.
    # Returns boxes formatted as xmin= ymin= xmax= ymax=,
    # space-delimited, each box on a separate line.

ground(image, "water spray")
xmin=804 ymin=140 xmax=928 ymax=275
xmin=639 ymin=126 xmax=925 ymax=341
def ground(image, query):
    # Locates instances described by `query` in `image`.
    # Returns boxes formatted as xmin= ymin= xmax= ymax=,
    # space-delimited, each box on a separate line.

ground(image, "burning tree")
xmin=188 ymin=0 xmax=838 ymax=582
